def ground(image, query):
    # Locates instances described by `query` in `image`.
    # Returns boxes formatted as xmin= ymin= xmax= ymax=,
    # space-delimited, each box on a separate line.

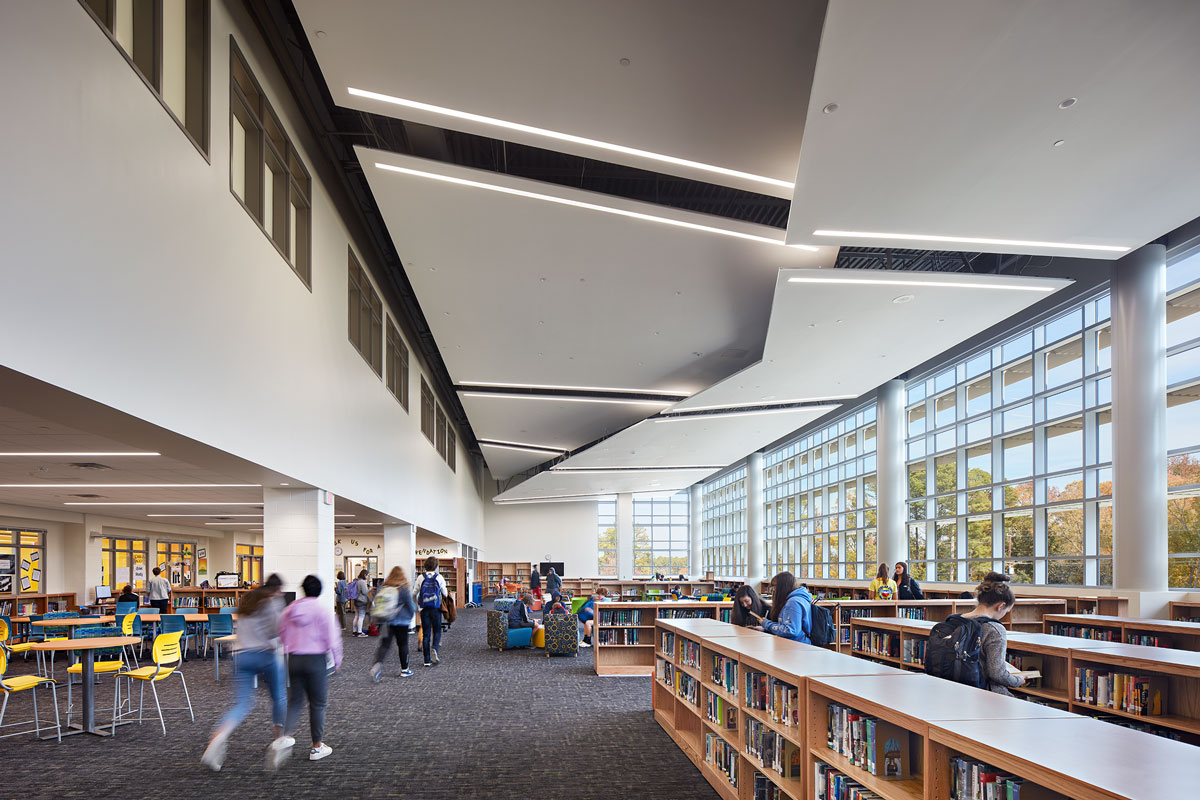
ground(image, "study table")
xmin=30 ymin=636 xmax=139 ymax=737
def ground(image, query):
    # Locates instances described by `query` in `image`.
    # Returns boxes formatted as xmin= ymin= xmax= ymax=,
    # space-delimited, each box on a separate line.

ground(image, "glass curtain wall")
xmin=702 ymin=467 xmax=747 ymax=576
xmin=632 ymin=491 xmax=690 ymax=576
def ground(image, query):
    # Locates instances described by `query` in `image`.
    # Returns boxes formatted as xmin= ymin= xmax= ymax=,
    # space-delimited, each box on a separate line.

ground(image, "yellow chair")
xmin=0 ymin=642 xmax=61 ymax=742
xmin=0 ymin=618 xmax=63 ymax=677
xmin=115 ymin=631 xmax=194 ymax=735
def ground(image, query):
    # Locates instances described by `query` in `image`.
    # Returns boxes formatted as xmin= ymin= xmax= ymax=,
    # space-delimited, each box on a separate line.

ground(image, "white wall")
xmin=0 ymin=2 xmax=484 ymax=550
xmin=483 ymin=499 xmax=599 ymax=577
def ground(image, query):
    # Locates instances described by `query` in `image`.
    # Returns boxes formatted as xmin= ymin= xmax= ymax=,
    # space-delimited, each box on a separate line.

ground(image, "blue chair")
xmin=158 ymin=615 xmax=194 ymax=661
xmin=486 ymin=610 xmax=533 ymax=651
xmin=203 ymin=613 xmax=233 ymax=658
xmin=115 ymin=602 xmax=137 ymax=616
xmin=137 ymin=607 xmax=157 ymax=615
xmin=219 ymin=607 xmax=236 ymax=614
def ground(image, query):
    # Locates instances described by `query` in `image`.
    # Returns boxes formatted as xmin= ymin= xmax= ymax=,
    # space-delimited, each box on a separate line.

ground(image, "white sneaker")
xmin=370 ymin=663 xmax=383 ymax=682
xmin=579 ymin=640 xmax=591 ymax=648
xmin=267 ymin=736 xmax=294 ymax=771
xmin=201 ymin=736 xmax=227 ymax=772
xmin=430 ymin=649 xmax=439 ymax=665
xmin=309 ymin=743 xmax=333 ymax=761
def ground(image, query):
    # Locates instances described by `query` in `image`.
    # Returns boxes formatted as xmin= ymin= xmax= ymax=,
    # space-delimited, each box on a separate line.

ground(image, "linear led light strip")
xmin=786 ymin=275 xmax=1057 ymax=292
xmin=207 ymin=521 xmax=382 ymax=526
xmin=0 ymin=451 xmax=160 ymax=457
xmin=548 ymin=467 xmax=721 ymax=475
xmin=478 ymin=441 xmax=565 ymax=455
xmin=0 ymin=483 xmax=260 ymax=488
xmin=64 ymin=502 xmax=264 ymax=506
xmin=458 ymin=381 xmax=692 ymax=398
xmin=494 ymin=493 xmax=617 ymax=504
xmin=813 ymin=230 xmax=1129 ymax=254
xmin=148 ymin=514 xmax=356 ymax=518
xmin=375 ymin=163 xmax=819 ymax=251
xmin=654 ymin=404 xmax=841 ymax=422
xmin=462 ymin=391 xmax=673 ymax=407
xmin=350 ymin=87 xmax=794 ymax=192
xmin=677 ymin=396 xmax=853 ymax=412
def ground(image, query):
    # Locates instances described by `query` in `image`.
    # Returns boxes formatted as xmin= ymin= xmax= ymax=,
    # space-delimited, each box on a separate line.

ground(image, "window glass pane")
xmin=934 ymin=453 xmax=956 ymax=494
xmin=967 ymin=517 xmax=992 ymax=562
xmin=965 ymin=376 xmax=991 ymax=417
xmin=1003 ymin=432 xmax=1033 ymax=480
xmin=1045 ymin=338 xmax=1083 ymax=389
xmin=1003 ymin=482 xmax=1033 ymax=508
xmin=1168 ymin=289 xmax=1200 ymax=347
xmin=1047 ymin=505 xmax=1084 ymax=557
xmin=1046 ymin=418 xmax=1084 ymax=472
xmin=1003 ymin=403 xmax=1032 ymax=433
xmin=1097 ymin=409 xmax=1112 ymax=464
xmin=1043 ymin=309 xmax=1081 ymax=345
xmin=1003 ymin=511 xmax=1033 ymax=557
xmin=934 ymin=392 xmax=956 ymax=428
xmin=1002 ymin=358 xmax=1033 ymax=403
xmin=1046 ymin=472 xmax=1084 ymax=502
xmin=1002 ymin=334 xmax=1032 ymax=364
xmin=1167 ymin=346 xmax=1200 ymax=387
xmin=1095 ymin=327 xmax=1111 ymax=372
xmin=1045 ymin=387 xmax=1083 ymax=420
xmin=965 ymin=353 xmax=991 ymax=380
xmin=908 ymin=403 xmax=926 ymax=436
xmin=966 ymin=444 xmax=992 ymax=487
xmin=1168 ymin=387 xmax=1200 ymax=453
xmin=965 ymin=417 xmax=991 ymax=443
xmin=1168 ymin=251 xmax=1200 ymax=292
xmin=908 ymin=463 xmax=927 ymax=499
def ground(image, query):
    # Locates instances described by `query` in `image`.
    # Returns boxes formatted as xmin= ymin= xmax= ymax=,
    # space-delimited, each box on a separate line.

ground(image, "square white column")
xmin=383 ymin=523 xmax=417 ymax=581
xmin=264 ymin=487 xmax=335 ymax=603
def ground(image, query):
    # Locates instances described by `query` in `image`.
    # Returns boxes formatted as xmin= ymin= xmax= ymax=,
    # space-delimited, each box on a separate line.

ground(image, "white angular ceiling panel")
xmin=786 ymin=0 xmax=1200 ymax=256
xmin=295 ymin=0 xmax=826 ymax=195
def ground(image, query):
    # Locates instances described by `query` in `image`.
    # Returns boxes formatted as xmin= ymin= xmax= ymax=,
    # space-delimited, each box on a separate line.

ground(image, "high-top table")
xmin=31 ymin=636 xmax=139 ymax=737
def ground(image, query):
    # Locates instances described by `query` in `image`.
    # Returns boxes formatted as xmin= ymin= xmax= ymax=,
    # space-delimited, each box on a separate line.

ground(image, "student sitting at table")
xmin=117 ymin=584 xmax=139 ymax=604
xmin=507 ymin=593 xmax=542 ymax=638
xmin=730 ymin=584 xmax=770 ymax=627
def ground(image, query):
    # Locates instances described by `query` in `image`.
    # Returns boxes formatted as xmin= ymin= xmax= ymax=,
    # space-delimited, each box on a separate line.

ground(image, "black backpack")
xmin=924 ymin=614 xmax=1000 ymax=689
xmin=807 ymin=600 xmax=837 ymax=648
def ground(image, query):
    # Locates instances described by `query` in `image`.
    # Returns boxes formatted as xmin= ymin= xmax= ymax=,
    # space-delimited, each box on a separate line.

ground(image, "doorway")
xmin=344 ymin=555 xmax=378 ymax=582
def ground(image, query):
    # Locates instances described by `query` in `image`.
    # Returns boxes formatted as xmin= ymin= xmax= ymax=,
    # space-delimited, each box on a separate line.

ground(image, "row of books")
xmin=1125 ymin=633 xmax=1168 ymax=647
xmin=680 ymin=639 xmax=701 ymax=667
xmin=1047 ymin=623 xmax=1116 ymax=641
xmin=598 ymin=609 xmax=643 ymax=626
xmin=950 ymin=756 xmax=1052 ymax=799
xmin=826 ymin=703 xmax=912 ymax=779
xmin=660 ymin=631 xmax=675 ymax=657
xmin=752 ymin=773 xmax=784 ymax=800
xmin=597 ymin=628 xmax=641 ymax=645
xmin=173 ymin=595 xmax=201 ymax=607
xmin=704 ymin=733 xmax=738 ymax=787
xmin=852 ymin=630 xmax=899 ymax=659
xmin=897 ymin=607 xmax=928 ymax=620
xmin=676 ymin=671 xmax=699 ymax=705
xmin=706 ymin=691 xmax=737 ymax=731
xmin=712 ymin=654 xmax=738 ymax=695
xmin=656 ymin=657 xmax=674 ymax=686
xmin=746 ymin=672 xmax=800 ymax=727
xmin=718 ymin=609 xmax=732 ymax=623
xmin=1073 ymin=667 xmax=1164 ymax=716
xmin=1095 ymin=713 xmax=1182 ymax=740
xmin=744 ymin=717 xmax=803 ymax=779
xmin=901 ymin=638 xmax=926 ymax=665
xmin=0 ymin=600 xmax=11 ymax=615
xmin=659 ymin=608 xmax=710 ymax=619
xmin=208 ymin=595 xmax=239 ymax=607
xmin=840 ymin=607 xmax=876 ymax=624
xmin=814 ymin=762 xmax=883 ymax=800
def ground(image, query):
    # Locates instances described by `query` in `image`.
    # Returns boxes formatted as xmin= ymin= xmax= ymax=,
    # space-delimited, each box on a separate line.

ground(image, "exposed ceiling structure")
xmin=271 ymin=0 xmax=1200 ymax=502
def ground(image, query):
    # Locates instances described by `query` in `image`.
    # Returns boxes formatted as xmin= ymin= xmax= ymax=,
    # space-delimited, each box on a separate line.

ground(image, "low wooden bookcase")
xmin=594 ymin=600 xmax=732 ymax=676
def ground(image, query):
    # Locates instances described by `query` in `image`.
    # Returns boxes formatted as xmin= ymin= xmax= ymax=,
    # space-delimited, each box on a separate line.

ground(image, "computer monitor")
xmin=94 ymin=585 xmax=112 ymax=600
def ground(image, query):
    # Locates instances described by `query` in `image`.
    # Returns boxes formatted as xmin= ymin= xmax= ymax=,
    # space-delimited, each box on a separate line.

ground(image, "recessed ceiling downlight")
xmin=822 ymin=103 xmax=839 ymax=114
xmin=1058 ymin=97 xmax=1077 ymax=109
xmin=892 ymin=294 xmax=915 ymax=304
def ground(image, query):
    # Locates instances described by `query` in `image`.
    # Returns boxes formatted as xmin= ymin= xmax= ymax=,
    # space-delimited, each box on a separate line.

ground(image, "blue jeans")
xmin=420 ymin=607 xmax=442 ymax=663
xmin=218 ymin=649 xmax=285 ymax=731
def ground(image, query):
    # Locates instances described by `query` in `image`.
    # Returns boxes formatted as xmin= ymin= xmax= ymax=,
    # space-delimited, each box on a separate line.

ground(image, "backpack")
xmin=807 ymin=600 xmax=837 ymax=648
xmin=418 ymin=574 xmax=441 ymax=609
xmin=346 ymin=579 xmax=359 ymax=601
xmin=924 ymin=614 xmax=999 ymax=689
xmin=371 ymin=585 xmax=399 ymax=621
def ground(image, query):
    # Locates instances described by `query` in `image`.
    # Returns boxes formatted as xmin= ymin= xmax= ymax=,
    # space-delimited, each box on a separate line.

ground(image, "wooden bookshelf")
xmin=433 ymin=557 xmax=466 ymax=607
xmin=1043 ymin=613 xmax=1200 ymax=651
xmin=929 ymin=715 xmax=1200 ymax=800
xmin=478 ymin=561 xmax=533 ymax=597
xmin=1066 ymin=642 xmax=1200 ymax=743
xmin=0 ymin=592 xmax=76 ymax=616
xmin=595 ymin=601 xmax=732 ymax=675
xmin=600 ymin=580 xmax=718 ymax=600
xmin=848 ymin=617 xmax=940 ymax=671
xmin=1002 ymin=632 xmax=1129 ymax=708
xmin=1170 ymin=599 xmax=1200 ymax=622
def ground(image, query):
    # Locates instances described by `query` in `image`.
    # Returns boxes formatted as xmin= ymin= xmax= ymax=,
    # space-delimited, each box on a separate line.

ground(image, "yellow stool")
xmin=533 ymin=628 xmax=545 ymax=648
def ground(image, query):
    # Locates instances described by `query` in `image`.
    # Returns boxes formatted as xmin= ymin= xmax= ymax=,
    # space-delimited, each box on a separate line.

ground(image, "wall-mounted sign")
xmin=416 ymin=547 xmax=451 ymax=557
xmin=197 ymin=548 xmax=206 ymax=559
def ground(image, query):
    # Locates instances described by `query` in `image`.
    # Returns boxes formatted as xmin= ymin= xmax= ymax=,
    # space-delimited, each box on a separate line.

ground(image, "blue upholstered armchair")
xmin=543 ymin=613 xmax=579 ymax=658
xmin=486 ymin=610 xmax=533 ymax=651
xmin=492 ymin=598 xmax=515 ymax=613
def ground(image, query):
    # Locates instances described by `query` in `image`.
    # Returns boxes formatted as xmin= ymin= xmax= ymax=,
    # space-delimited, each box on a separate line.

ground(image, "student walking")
xmin=146 ymin=567 xmax=172 ymax=613
xmin=529 ymin=566 xmax=542 ymax=600
xmin=334 ymin=571 xmax=348 ymax=631
xmin=278 ymin=575 xmax=343 ymax=762
xmin=415 ymin=555 xmax=448 ymax=667
xmin=351 ymin=569 xmax=370 ymax=637
xmin=201 ymin=574 xmax=289 ymax=772
xmin=370 ymin=566 xmax=417 ymax=681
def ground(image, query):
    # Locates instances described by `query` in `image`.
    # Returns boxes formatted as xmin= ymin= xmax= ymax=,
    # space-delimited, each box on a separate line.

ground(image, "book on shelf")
xmin=0 ymin=600 xmax=11 ymax=615
xmin=950 ymin=756 xmax=1058 ymax=799
xmin=712 ymin=654 xmax=738 ymax=696
xmin=656 ymin=657 xmax=674 ymax=685
xmin=1126 ymin=633 xmax=1164 ymax=647
xmin=1048 ymin=623 xmax=1116 ymax=641
xmin=659 ymin=608 xmax=711 ymax=619
xmin=679 ymin=638 xmax=701 ymax=668
xmin=753 ymin=772 xmax=784 ymax=800
xmin=901 ymin=637 xmax=926 ymax=666
xmin=853 ymin=629 xmax=899 ymax=659
xmin=705 ymin=732 xmax=738 ymax=787
xmin=826 ymin=703 xmax=911 ymax=779
xmin=1073 ymin=667 xmax=1165 ymax=716
xmin=746 ymin=672 xmax=800 ymax=727
xmin=675 ymin=671 xmax=699 ymax=705
xmin=599 ymin=608 xmax=642 ymax=626
xmin=745 ymin=718 xmax=803 ymax=779
xmin=597 ymin=628 xmax=640 ymax=645
xmin=814 ymin=761 xmax=884 ymax=800
xmin=897 ymin=606 xmax=928 ymax=620
xmin=660 ymin=631 xmax=675 ymax=657
xmin=706 ymin=692 xmax=737 ymax=731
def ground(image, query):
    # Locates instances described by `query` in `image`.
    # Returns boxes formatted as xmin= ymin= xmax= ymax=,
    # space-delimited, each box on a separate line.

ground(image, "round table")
xmin=31 ymin=636 xmax=139 ymax=737
xmin=30 ymin=617 xmax=115 ymax=637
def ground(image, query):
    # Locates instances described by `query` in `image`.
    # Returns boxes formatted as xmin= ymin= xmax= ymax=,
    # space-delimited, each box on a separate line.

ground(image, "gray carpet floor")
xmin=3 ymin=607 xmax=718 ymax=800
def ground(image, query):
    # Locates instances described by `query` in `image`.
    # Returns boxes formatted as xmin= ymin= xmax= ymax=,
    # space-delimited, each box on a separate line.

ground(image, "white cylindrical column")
xmin=746 ymin=453 xmax=765 ymax=586
xmin=617 ymin=493 xmax=634 ymax=580
xmin=383 ymin=523 xmax=416 ymax=580
xmin=1112 ymin=243 xmax=1168 ymax=594
xmin=263 ymin=487 xmax=335 ymax=603
xmin=876 ymin=378 xmax=908 ymax=570
xmin=689 ymin=483 xmax=703 ymax=577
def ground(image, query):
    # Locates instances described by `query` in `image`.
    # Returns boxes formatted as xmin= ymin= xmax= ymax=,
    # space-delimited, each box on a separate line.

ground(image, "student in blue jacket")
xmin=756 ymin=571 xmax=812 ymax=643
